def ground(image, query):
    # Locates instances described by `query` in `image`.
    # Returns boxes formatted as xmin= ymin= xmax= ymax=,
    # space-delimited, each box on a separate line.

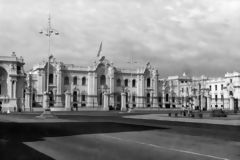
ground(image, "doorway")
xmin=49 ymin=90 xmax=54 ymax=107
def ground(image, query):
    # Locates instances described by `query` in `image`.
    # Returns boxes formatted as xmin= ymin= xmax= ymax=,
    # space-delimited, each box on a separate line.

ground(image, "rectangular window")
xmin=221 ymin=84 xmax=223 ymax=90
xmin=172 ymin=97 xmax=175 ymax=103
xmin=215 ymin=95 xmax=217 ymax=101
xmin=221 ymin=95 xmax=224 ymax=101
xmin=132 ymin=79 xmax=136 ymax=88
xmin=158 ymin=97 xmax=162 ymax=103
xmin=49 ymin=74 xmax=53 ymax=84
xmin=230 ymin=79 xmax=232 ymax=83
xmin=124 ymin=79 xmax=128 ymax=87
xmin=209 ymin=85 xmax=212 ymax=91
xmin=132 ymin=96 xmax=136 ymax=102
xmin=147 ymin=78 xmax=151 ymax=87
xmin=81 ymin=95 xmax=86 ymax=101
xmin=215 ymin=85 xmax=217 ymax=91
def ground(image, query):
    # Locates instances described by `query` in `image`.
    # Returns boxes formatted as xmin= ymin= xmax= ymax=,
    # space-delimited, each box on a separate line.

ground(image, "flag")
xmin=97 ymin=42 xmax=102 ymax=57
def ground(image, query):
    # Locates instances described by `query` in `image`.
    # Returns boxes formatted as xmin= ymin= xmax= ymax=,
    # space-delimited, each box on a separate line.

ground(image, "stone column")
xmin=56 ymin=70 xmax=62 ymax=106
xmin=136 ymin=75 xmax=140 ymax=108
xmin=153 ymin=72 xmax=158 ymax=108
xmin=207 ymin=95 xmax=211 ymax=110
xmin=92 ymin=73 xmax=98 ymax=107
xmin=43 ymin=92 xmax=48 ymax=109
xmin=87 ymin=72 xmax=93 ymax=107
xmin=13 ymin=80 xmax=17 ymax=98
xmin=193 ymin=96 xmax=197 ymax=110
xmin=121 ymin=92 xmax=127 ymax=111
xmin=200 ymin=95 xmax=205 ymax=110
xmin=109 ymin=76 xmax=115 ymax=107
xmin=229 ymin=95 xmax=234 ymax=110
xmin=103 ymin=92 xmax=109 ymax=111
xmin=65 ymin=91 xmax=71 ymax=111
xmin=162 ymin=92 xmax=165 ymax=108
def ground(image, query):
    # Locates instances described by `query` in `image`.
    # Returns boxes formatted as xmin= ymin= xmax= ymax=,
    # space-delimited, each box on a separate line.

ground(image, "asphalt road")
xmin=0 ymin=112 xmax=239 ymax=160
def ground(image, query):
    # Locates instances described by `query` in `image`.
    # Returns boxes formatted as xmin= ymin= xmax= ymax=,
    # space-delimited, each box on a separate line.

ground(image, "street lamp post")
xmin=37 ymin=15 xmax=59 ymax=118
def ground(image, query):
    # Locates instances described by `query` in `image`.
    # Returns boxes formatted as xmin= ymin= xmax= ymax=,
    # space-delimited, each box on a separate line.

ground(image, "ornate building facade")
xmin=0 ymin=52 xmax=25 ymax=111
xmin=0 ymin=54 xmax=237 ymax=112
xmin=26 ymin=56 xmax=159 ymax=111
xmin=160 ymin=72 xmax=240 ymax=111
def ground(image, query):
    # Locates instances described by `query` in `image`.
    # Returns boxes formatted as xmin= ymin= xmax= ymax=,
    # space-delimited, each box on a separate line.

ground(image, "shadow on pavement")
xmin=0 ymin=121 xmax=166 ymax=160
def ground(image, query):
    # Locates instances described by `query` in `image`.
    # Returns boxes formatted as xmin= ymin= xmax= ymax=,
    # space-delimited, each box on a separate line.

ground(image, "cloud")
xmin=0 ymin=0 xmax=240 ymax=77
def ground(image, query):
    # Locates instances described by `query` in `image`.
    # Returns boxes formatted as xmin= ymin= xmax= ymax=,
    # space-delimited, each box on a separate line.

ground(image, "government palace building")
xmin=0 ymin=53 xmax=239 ymax=112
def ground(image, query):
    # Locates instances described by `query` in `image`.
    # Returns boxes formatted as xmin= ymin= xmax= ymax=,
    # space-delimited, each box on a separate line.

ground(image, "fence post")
xmin=121 ymin=92 xmax=127 ymax=111
xmin=65 ymin=91 xmax=71 ymax=111
xmin=103 ymin=92 xmax=109 ymax=111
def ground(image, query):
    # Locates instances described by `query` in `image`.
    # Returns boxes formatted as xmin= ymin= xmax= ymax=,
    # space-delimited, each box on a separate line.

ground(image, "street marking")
xmin=101 ymin=134 xmax=229 ymax=160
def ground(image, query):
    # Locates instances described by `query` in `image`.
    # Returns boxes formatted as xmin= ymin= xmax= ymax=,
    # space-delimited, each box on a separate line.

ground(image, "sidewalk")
xmin=123 ymin=114 xmax=240 ymax=126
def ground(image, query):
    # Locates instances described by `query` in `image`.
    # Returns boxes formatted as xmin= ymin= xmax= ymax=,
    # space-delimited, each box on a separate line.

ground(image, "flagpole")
xmin=97 ymin=41 xmax=102 ymax=58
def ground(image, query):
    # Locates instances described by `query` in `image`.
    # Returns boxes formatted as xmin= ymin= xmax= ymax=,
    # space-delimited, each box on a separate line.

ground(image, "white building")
xmin=0 ymin=53 xmax=238 ymax=112
xmin=162 ymin=73 xmax=239 ymax=111
xmin=0 ymin=52 xmax=26 ymax=111
xmin=26 ymin=56 xmax=159 ymax=111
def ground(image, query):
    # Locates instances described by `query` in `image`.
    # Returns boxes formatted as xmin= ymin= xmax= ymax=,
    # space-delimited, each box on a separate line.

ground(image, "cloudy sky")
xmin=0 ymin=0 xmax=240 ymax=77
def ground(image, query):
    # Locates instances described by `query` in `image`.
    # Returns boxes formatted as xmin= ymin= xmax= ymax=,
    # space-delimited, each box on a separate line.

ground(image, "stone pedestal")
xmin=42 ymin=92 xmax=48 ymax=109
xmin=65 ymin=91 xmax=71 ymax=111
xmin=121 ymin=92 xmax=127 ymax=111
xmin=162 ymin=95 xmax=165 ymax=108
xmin=229 ymin=96 xmax=234 ymax=110
xmin=24 ymin=91 xmax=31 ymax=111
xmin=36 ymin=91 xmax=57 ymax=119
xmin=153 ymin=96 xmax=158 ymax=108
xmin=103 ymin=92 xmax=109 ymax=111
xmin=55 ymin=95 xmax=63 ymax=107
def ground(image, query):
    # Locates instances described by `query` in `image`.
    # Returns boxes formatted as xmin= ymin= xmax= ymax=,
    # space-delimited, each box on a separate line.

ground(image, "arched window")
xmin=64 ymin=76 xmax=69 ymax=85
xmin=82 ymin=77 xmax=86 ymax=85
xmin=147 ymin=78 xmax=151 ymax=87
xmin=49 ymin=74 xmax=53 ymax=84
xmin=117 ymin=79 xmax=121 ymax=87
xmin=73 ymin=76 xmax=77 ymax=85
xmin=124 ymin=79 xmax=128 ymax=87
xmin=132 ymin=79 xmax=136 ymax=87
xmin=100 ymin=75 xmax=106 ymax=85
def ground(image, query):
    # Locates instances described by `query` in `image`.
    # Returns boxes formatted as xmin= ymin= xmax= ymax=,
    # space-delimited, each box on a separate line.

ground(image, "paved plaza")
xmin=0 ymin=112 xmax=239 ymax=160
